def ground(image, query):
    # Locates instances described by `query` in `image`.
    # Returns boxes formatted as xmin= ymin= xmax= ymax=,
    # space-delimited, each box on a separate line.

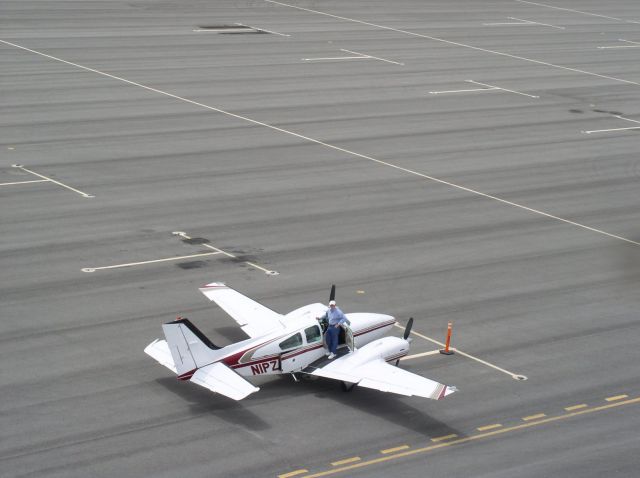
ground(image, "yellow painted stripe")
xmin=477 ymin=423 xmax=502 ymax=431
xmin=431 ymin=434 xmax=458 ymax=442
xmin=564 ymin=404 xmax=588 ymax=411
xmin=278 ymin=470 xmax=309 ymax=478
xmin=606 ymin=394 xmax=628 ymax=402
xmin=297 ymin=397 xmax=640 ymax=478
xmin=522 ymin=413 xmax=546 ymax=421
xmin=380 ymin=445 xmax=410 ymax=454
xmin=331 ymin=457 xmax=361 ymax=466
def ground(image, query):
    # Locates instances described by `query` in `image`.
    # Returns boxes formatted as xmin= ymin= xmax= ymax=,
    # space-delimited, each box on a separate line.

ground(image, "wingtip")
xmin=201 ymin=281 xmax=226 ymax=289
xmin=439 ymin=385 xmax=458 ymax=400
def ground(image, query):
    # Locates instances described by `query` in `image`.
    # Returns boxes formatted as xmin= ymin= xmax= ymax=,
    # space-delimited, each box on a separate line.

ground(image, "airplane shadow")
xmin=155 ymin=377 xmax=272 ymax=431
xmin=255 ymin=375 xmax=466 ymax=440
xmin=155 ymin=372 xmax=463 ymax=439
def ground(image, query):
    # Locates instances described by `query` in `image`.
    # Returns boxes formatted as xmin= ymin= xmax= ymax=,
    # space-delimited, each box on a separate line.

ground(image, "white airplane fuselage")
xmin=147 ymin=282 xmax=457 ymax=401
xmin=177 ymin=307 xmax=398 ymax=380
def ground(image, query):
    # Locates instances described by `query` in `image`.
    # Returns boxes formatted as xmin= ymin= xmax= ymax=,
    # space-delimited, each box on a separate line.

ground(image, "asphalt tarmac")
xmin=2 ymin=1 xmax=640 ymax=477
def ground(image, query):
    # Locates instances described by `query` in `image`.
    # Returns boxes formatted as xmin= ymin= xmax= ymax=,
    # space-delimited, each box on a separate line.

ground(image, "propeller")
xmin=329 ymin=284 xmax=336 ymax=302
xmin=403 ymin=317 xmax=414 ymax=340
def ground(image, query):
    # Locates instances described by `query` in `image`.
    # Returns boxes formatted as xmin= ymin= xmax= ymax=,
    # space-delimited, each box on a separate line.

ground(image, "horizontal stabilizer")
xmin=144 ymin=339 xmax=177 ymax=373
xmin=190 ymin=362 xmax=260 ymax=401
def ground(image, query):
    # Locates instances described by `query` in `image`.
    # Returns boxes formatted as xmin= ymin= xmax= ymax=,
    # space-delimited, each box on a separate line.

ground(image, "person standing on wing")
xmin=319 ymin=300 xmax=348 ymax=359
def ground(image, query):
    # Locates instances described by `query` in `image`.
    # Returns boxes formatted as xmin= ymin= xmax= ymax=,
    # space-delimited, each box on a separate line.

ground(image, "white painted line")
xmin=451 ymin=347 xmax=527 ymax=381
xmin=82 ymin=251 xmax=222 ymax=272
xmin=235 ymin=22 xmax=290 ymax=37
xmin=430 ymin=79 xmax=537 ymax=97
xmin=394 ymin=323 xmax=527 ymax=380
xmin=173 ymin=231 xmax=280 ymax=275
xmin=340 ymin=48 xmax=404 ymax=65
xmin=483 ymin=22 xmax=533 ymax=26
xmin=245 ymin=261 xmax=280 ymax=275
xmin=303 ymin=48 xmax=403 ymax=65
xmin=399 ymin=350 xmax=441 ymax=361
xmin=466 ymin=80 xmax=539 ymax=98
xmin=303 ymin=55 xmax=368 ymax=61
xmin=514 ymin=0 xmax=640 ymax=25
xmin=583 ymin=126 xmax=640 ymax=134
xmin=173 ymin=232 xmax=235 ymax=258
xmin=0 ymin=179 xmax=49 ymax=186
xmin=598 ymin=45 xmax=640 ymax=49
xmin=484 ymin=17 xmax=564 ymax=29
xmin=429 ymin=87 xmax=498 ymax=94
xmin=509 ymin=17 xmax=564 ymax=29
xmin=394 ymin=323 xmax=442 ymax=347
xmin=614 ymin=115 xmax=640 ymax=125
xmin=5 ymin=39 xmax=640 ymax=248
xmin=11 ymin=164 xmax=94 ymax=197
xmin=192 ymin=28 xmax=254 ymax=33
xmin=264 ymin=1 xmax=640 ymax=87
xmin=582 ymin=114 xmax=640 ymax=134
xmin=598 ymin=39 xmax=640 ymax=49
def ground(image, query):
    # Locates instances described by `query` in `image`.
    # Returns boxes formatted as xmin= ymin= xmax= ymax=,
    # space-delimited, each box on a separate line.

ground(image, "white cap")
xmin=329 ymin=300 xmax=336 ymax=306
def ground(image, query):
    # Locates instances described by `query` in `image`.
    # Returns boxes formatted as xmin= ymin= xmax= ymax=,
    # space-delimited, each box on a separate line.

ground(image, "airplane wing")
xmin=310 ymin=354 xmax=456 ymax=400
xmin=190 ymin=362 xmax=260 ymax=400
xmin=199 ymin=282 xmax=285 ymax=338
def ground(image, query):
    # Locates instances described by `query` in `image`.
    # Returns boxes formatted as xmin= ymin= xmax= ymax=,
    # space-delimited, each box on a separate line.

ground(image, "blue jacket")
xmin=321 ymin=306 xmax=349 ymax=326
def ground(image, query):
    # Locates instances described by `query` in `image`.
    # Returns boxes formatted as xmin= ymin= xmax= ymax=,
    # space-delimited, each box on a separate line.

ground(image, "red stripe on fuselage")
xmin=230 ymin=355 xmax=279 ymax=370
xmin=353 ymin=320 xmax=396 ymax=337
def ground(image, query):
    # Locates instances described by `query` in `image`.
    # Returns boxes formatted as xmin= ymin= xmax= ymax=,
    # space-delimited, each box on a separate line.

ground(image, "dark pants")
xmin=326 ymin=326 xmax=340 ymax=354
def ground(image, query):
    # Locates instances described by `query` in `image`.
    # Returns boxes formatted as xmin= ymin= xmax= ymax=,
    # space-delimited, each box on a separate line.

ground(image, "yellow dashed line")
xmin=380 ymin=445 xmax=410 ymax=454
xmin=606 ymin=394 xmax=628 ymax=402
xmin=293 ymin=394 xmax=639 ymax=478
xmin=477 ymin=423 xmax=502 ymax=431
xmin=565 ymin=404 xmax=588 ymax=411
xmin=331 ymin=457 xmax=361 ymax=466
xmin=522 ymin=413 xmax=546 ymax=421
xmin=278 ymin=470 xmax=308 ymax=478
xmin=431 ymin=434 xmax=458 ymax=442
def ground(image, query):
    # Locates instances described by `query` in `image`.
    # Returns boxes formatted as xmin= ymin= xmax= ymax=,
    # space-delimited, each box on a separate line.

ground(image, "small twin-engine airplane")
xmin=145 ymin=282 xmax=457 ymax=401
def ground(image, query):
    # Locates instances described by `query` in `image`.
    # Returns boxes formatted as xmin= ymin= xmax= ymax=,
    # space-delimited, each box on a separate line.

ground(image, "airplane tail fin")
xmin=161 ymin=317 xmax=221 ymax=378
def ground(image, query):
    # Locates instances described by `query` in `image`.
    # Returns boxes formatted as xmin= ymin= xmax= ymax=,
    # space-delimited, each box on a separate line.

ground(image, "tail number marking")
xmin=251 ymin=359 xmax=280 ymax=375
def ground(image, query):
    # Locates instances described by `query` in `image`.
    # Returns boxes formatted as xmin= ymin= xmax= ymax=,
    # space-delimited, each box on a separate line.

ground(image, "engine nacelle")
xmin=349 ymin=336 xmax=410 ymax=365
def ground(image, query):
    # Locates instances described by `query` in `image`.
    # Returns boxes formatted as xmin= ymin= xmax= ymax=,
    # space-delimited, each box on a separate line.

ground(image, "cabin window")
xmin=279 ymin=333 xmax=302 ymax=351
xmin=304 ymin=325 xmax=321 ymax=343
